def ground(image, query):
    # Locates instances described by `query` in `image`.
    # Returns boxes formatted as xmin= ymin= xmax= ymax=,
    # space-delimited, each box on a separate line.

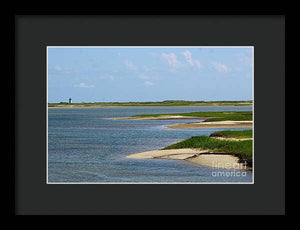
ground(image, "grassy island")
xmin=163 ymin=130 xmax=253 ymax=167
xmin=132 ymin=111 xmax=253 ymax=122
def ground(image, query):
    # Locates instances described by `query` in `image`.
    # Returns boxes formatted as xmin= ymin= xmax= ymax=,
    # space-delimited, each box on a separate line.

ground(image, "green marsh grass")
xmin=163 ymin=135 xmax=253 ymax=166
xmin=210 ymin=130 xmax=253 ymax=139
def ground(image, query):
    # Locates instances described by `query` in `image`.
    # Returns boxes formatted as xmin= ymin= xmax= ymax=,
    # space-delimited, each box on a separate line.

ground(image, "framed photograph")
xmin=14 ymin=13 xmax=285 ymax=215
xmin=47 ymin=46 xmax=254 ymax=184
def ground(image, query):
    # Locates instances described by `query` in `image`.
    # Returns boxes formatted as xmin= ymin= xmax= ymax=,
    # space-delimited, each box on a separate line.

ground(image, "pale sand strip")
xmin=186 ymin=154 xmax=243 ymax=169
xmin=108 ymin=115 xmax=205 ymax=120
xmin=165 ymin=120 xmax=253 ymax=129
xmin=126 ymin=149 xmax=207 ymax=159
xmin=210 ymin=137 xmax=253 ymax=141
xmin=109 ymin=116 xmax=253 ymax=129
xmin=126 ymin=148 xmax=247 ymax=170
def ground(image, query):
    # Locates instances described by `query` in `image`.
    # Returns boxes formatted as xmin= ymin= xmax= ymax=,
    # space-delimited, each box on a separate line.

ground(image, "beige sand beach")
xmin=108 ymin=115 xmax=204 ymax=120
xmin=126 ymin=148 xmax=248 ymax=170
xmin=109 ymin=116 xmax=252 ymax=129
xmin=165 ymin=120 xmax=253 ymax=129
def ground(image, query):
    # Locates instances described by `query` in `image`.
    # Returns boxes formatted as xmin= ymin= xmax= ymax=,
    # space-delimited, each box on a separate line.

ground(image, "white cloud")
xmin=138 ymin=72 xmax=159 ymax=81
xmin=144 ymin=81 xmax=154 ymax=86
xmin=52 ymin=65 xmax=78 ymax=75
xmin=194 ymin=60 xmax=202 ymax=69
xmin=99 ymin=74 xmax=114 ymax=80
xmin=182 ymin=50 xmax=202 ymax=69
xmin=142 ymin=65 xmax=155 ymax=72
xmin=138 ymin=66 xmax=159 ymax=80
xmin=149 ymin=52 xmax=159 ymax=57
xmin=161 ymin=53 xmax=180 ymax=67
xmin=182 ymin=50 xmax=193 ymax=65
xmin=237 ymin=53 xmax=252 ymax=67
xmin=211 ymin=61 xmax=230 ymax=72
xmin=124 ymin=60 xmax=137 ymax=70
xmin=74 ymin=82 xmax=95 ymax=88
xmin=138 ymin=73 xmax=150 ymax=80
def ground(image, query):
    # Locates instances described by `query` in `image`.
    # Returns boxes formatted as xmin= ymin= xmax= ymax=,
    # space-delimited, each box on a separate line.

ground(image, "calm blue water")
xmin=48 ymin=106 xmax=253 ymax=183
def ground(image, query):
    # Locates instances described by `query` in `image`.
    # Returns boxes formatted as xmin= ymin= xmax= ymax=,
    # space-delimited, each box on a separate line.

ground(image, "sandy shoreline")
xmin=108 ymin=115 xmax=252 ymax=129
xmin=126 ymin=148 xmax=249 ymax=170
xmin=165 ymin=120 xmax=253 ymax=129
xmin=108 ymin=115 xmax=205 ymax=120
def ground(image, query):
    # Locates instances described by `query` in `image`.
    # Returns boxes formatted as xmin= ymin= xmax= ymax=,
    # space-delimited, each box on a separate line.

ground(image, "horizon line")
xmin=48 ymin=99 xmax=253 ymax=103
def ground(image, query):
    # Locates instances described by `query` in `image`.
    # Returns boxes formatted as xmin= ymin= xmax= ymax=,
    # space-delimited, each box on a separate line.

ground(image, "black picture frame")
xmin=13 ymin=12 xmax=285 ymax=215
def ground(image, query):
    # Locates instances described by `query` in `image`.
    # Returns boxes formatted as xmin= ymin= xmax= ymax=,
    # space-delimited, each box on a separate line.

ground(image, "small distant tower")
xmin=69 ymin=97 xmax=72 ymax=104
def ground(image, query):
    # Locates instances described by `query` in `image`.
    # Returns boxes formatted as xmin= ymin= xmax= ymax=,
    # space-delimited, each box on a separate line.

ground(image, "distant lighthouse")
xmin=69 ymin=98 xmax=72 ymax=104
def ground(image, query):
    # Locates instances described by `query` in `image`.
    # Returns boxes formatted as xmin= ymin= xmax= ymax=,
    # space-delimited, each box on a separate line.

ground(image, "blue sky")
xmin=48 ymin=47 xmax=253 ymax=103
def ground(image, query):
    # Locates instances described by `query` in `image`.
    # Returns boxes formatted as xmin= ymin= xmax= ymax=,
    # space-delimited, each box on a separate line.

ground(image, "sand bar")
xmin=108 ymin=115 xmax=205 ymax=120
xmin=165 ymin=120 xmax=253 ymax=129
xmin=126 ymin=148 xmax=207 ymax=159
xmin=210 ymin=137 xmax=253 ymax=141
xmin=126 ymin=148 xmax=248 ymax=170
xmin=108 ymin=116 xmax=253 ymax=129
